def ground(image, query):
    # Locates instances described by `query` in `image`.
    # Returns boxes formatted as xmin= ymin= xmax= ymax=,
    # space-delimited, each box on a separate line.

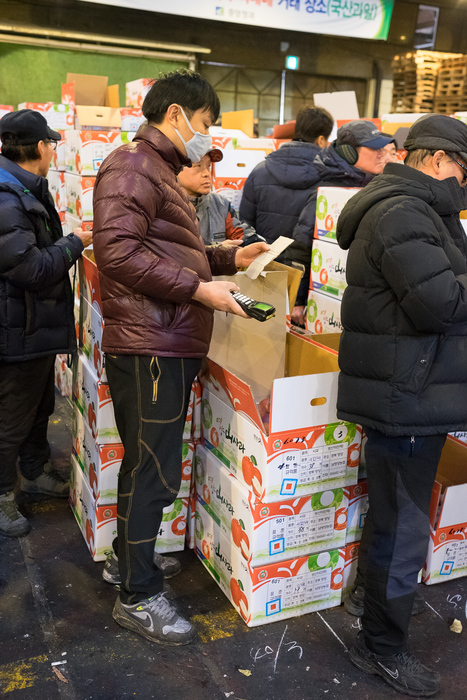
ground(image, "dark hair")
xmin=1 ymin=135 xmax=40 ymax=163
xmin=404 ymin=148 xmax=437 ymax=167
xmin=294 ymin=107 xmax=333 ymax=143
xmin=142 ymin=70 xmax=220 ymax=125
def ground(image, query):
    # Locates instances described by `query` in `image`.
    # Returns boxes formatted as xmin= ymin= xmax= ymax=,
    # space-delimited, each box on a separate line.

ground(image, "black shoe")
xmin=349 ymin=631 xmax=440 ymax=697
xmin=102 ymin=552 xmax=181 ymax=585
xmin=344 ymin=585 xmax=426 ymax=617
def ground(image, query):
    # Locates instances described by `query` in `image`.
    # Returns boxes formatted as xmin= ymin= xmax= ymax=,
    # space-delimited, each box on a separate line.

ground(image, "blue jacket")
xmin=239 ymin=141 xmax=323 ymax=244
xmin=0 ymin=155 xmax=83 ymax=361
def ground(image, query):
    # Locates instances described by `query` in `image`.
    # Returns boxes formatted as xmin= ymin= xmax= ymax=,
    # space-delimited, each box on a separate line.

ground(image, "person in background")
xmin=380 ymin=132 xmax=399 ymax=163
xmin=0 ymin=109 xmax=92 ymax=537
xmin=336 ymin=113 xmax=467 ymax=697
xmin=285 ymin=120 xmax=393 ymax=326
xmin=92 ymin=70 xmax=268 ymax=647
xmin=177 ymin=149 xmax=260 ymax=245
xmin=239 ymin=107 xmax=333 ymax=325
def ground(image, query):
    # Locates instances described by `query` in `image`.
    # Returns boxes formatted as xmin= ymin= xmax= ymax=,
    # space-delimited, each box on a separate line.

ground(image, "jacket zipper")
xmin=149 ymin=357 xmax=161 ymax=403
xmin=410 ymin=436 xmax=415 ymax=455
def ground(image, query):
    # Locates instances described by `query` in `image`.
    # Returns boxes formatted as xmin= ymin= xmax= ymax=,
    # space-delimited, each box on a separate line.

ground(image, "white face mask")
xmin=173 ymin=106 xmax=212 ymax=162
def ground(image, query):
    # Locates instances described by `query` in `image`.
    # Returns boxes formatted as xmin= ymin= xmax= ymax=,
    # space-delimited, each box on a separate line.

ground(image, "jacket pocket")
xmin=406 ymin=338 xmax=438 ymax=394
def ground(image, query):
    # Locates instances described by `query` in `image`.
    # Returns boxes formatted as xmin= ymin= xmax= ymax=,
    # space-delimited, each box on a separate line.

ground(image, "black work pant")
xmin=105 ymin=354 xmax=201 ymax=605
xmin=356 ymin=427 xmax=446 ymax=656
xmin=0 ymin=356 xmax=56 ymax=495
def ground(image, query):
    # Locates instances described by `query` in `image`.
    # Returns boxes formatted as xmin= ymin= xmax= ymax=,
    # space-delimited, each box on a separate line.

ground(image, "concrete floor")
xmin=1 ymin=394 xmax=467 ymax=700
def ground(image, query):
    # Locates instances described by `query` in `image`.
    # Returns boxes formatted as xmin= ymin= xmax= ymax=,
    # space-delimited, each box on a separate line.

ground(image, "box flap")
xmin=75 ymin=106 xmax=121 ymax=129
xmin=209 ymin=270 xmax=288 ymax=402
xmin=429 ymin=480 xmax=442 ymax=529
xmin=270 ymin=371 xmax=338 ymax=433
xmin=67 ymin=73 xmax=108 ymax=106
xmin=203 ymin=358 xmax=264 ymax=433
xmin=106 ymin=85 xmax=120 ymax=108
xmin=436 ymin=435 xmax=467 ymax=488
xmin=285 ymin=330 xmax=340 ymax=377
xmin=438 ymin=483 xmax=467 ymax=528
xmin=222 ymin=109 xmax=254 ymax=138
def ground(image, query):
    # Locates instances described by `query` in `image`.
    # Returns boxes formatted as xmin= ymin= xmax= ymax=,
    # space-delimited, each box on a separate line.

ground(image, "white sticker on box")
xmin=266 ymin=567 xmax=332 ymax=615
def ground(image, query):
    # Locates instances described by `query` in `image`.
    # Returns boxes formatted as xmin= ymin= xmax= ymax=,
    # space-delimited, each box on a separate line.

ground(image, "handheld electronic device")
xmin=230 ymin=291 xmax=275 ymax=322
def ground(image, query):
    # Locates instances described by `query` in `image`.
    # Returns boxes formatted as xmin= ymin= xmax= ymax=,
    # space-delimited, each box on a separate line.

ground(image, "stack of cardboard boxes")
xmin=306 ymin=187 xmax=359 ymax=335
xmin=69 ymin=252 xmax=200 ymax=561
xmin=191 ymin=265 xmax=363 ymax=626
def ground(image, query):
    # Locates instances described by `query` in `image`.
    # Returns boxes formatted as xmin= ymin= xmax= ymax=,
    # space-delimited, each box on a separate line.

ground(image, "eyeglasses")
xmin=449 ymin=156 xmax=467 ymax=185
xmin=45 ymin=140 xmax=58 ymax=151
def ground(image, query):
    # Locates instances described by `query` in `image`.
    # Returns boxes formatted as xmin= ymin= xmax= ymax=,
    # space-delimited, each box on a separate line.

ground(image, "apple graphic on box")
xmin=88 ymin=402 xmax=97 ymax=439
xmin=171 ymin=515 xmax=186 ymax=535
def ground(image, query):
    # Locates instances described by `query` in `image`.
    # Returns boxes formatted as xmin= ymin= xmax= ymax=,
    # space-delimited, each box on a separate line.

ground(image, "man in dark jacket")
xmin=336 ymin=114 xmax=467 ymax=697
xmin=93 ymin=70 xmax=268 ymax=647
xmin=286 ymin=120 xmax=392 ymax=323
xmin=0 ymin=110 xmax=92 ymax=537
xmin=239 ymin=107 xmax=333 ymax=324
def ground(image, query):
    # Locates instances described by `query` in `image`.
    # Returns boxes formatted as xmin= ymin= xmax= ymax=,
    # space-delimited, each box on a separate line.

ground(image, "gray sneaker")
xmin=0 ymin=492 xmax=31 ymax=537
xmin=102 ymin=551 xmax=181 ymax=585
xmin=112 ymin=592 xmax=195 ymax=645
xmin=21 ymin=467 xmax=69 ymax=498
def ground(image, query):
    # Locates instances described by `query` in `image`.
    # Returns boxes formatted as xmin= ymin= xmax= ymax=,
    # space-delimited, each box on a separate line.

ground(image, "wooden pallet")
xmin=434 ymin=97 xmax=467 ymax=114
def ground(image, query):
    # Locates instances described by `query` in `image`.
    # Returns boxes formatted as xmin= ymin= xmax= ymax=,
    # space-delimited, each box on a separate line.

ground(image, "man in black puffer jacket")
xmin=0 ymin=110 xmax=92 ymax=537
xmin=285 ymin=120 xmax=392 ymax=322
xmin=336 ymin=114 xmax=467 ymax=698
xmin=239 ymin=107 xmax=333 ymax=324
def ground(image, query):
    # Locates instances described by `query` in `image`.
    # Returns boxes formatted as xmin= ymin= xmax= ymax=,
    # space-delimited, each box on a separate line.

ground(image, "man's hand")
xmin=235 ymin=241 xmax=270 ymax=269
xmin=74 ymin=227 xmax=93 ymax=248
xmin=192 ymin=281 xmax=250 ymax=318
xmin=291 ymin=305 xmax=306 ymax=328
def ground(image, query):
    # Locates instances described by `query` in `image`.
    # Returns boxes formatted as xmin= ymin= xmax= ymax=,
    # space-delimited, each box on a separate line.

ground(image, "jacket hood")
xmin=313 ymin=145 xmax=374 ymax=187
xmin=337 ymin=162 xmax=467 ymax=250
xmin=264 ymin=141 xmax=323 ymax=189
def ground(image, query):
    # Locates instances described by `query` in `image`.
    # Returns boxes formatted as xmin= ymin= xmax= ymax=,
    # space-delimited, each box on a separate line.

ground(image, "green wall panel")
xmin=0 ymin=43 xmax=187 ymax=108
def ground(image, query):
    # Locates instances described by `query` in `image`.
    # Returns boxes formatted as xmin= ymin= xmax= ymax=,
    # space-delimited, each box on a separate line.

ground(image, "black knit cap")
xmin=404 ymin=114 xmax=467 ymax=161
xmin=0 ymin=109 xmax=61 ymax=145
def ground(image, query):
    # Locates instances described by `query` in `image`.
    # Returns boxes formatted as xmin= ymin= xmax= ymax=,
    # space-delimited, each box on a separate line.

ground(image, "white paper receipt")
xmin=245 ymin=236 xmax=294 ymax=280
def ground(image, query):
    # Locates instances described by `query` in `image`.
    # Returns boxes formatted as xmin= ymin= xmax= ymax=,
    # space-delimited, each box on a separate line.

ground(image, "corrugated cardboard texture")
xmin=210 ymin=270 xmax=288 ymax=402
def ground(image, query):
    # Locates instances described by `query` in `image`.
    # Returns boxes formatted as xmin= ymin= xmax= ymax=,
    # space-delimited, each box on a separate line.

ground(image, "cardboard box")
xmin=80 ymin=297 xmax=105 ymax=380
xmin=156 ymin=497 xmax=189 ymax=553
xmin=310 ymin=238 xmax=348 ymax=300
xmin=120 ymin=107 xmax=146 ymax=131
xmin=65 ymin=172 xmax=96 ymax=221
xmin=195 ymin=502 xmax=344 ymax=627
xmin=18 ymin=102 xmax=73 ymax=131
xmin=65 ymin=213 xmax=93 ymax=234
xmin=70 ymin=455 xmax=188 ymax=560
xmin=125 ymin=78 xmax=153 ymax=108
xmin=192 ymin=378 xmax=202 ymax=442
xmin=47 ymin=169 xmax=66 ymax=212
xmin=195 ymin=444 xmax=348 ymax=566
xmin=212 ymin=149 xmax=267 ymax=211
xmin=50 ymin=130 xmax=66 ymax=171
xmin=423 ymin=436 xmax=467 ymax=585
xmin=73 ymin=353 xmax=119 ymax=444
xmin=72 ymin=402 xmax=123 ymax=503
xmin=79 ymin=253 xmax=102 ymax=316
xmin=342 ymin=541 xmax=360 ymax=596
xmin=344 ymin=480 xmax=368 ymax=544
xmin=314 ymin=187 xmax=360 ymax=244
xmin=185 ymin=477 xmax=197 ymax=550
xmin=65 ymin=130 xmax=135 ymax=175
xmin=62 ymin=73 xmax=121 ymax=130
xmin=306 ymin=290 xmax=343 ymax=335
xmin=70 ymin=453 xmax=117 ymax=561
xmin=202 ymin=276 xmax=358 ymax=502
xmin=0 ymin=105 xmax=13 ymax=119
xmin=54 ymin=354 xmax=72 ymax=399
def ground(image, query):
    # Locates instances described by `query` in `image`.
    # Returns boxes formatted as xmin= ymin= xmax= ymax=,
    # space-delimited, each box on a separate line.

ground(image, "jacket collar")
xmin=0 ymin=155 xmax=50 ymax=201
xmin=133 ymin=124 xmax=191 ymax=174
xmin=0 ymin=157 xmax=49 ymax=217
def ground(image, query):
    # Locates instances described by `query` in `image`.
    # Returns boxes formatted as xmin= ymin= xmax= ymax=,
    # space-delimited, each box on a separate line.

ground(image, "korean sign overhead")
xmin=80 ymin=0 xmax=394 ymax=41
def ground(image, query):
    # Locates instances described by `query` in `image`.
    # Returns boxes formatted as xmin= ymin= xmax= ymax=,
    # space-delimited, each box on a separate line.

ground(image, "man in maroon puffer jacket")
xmin=93 ymin=70 xmax=268 ymax=645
